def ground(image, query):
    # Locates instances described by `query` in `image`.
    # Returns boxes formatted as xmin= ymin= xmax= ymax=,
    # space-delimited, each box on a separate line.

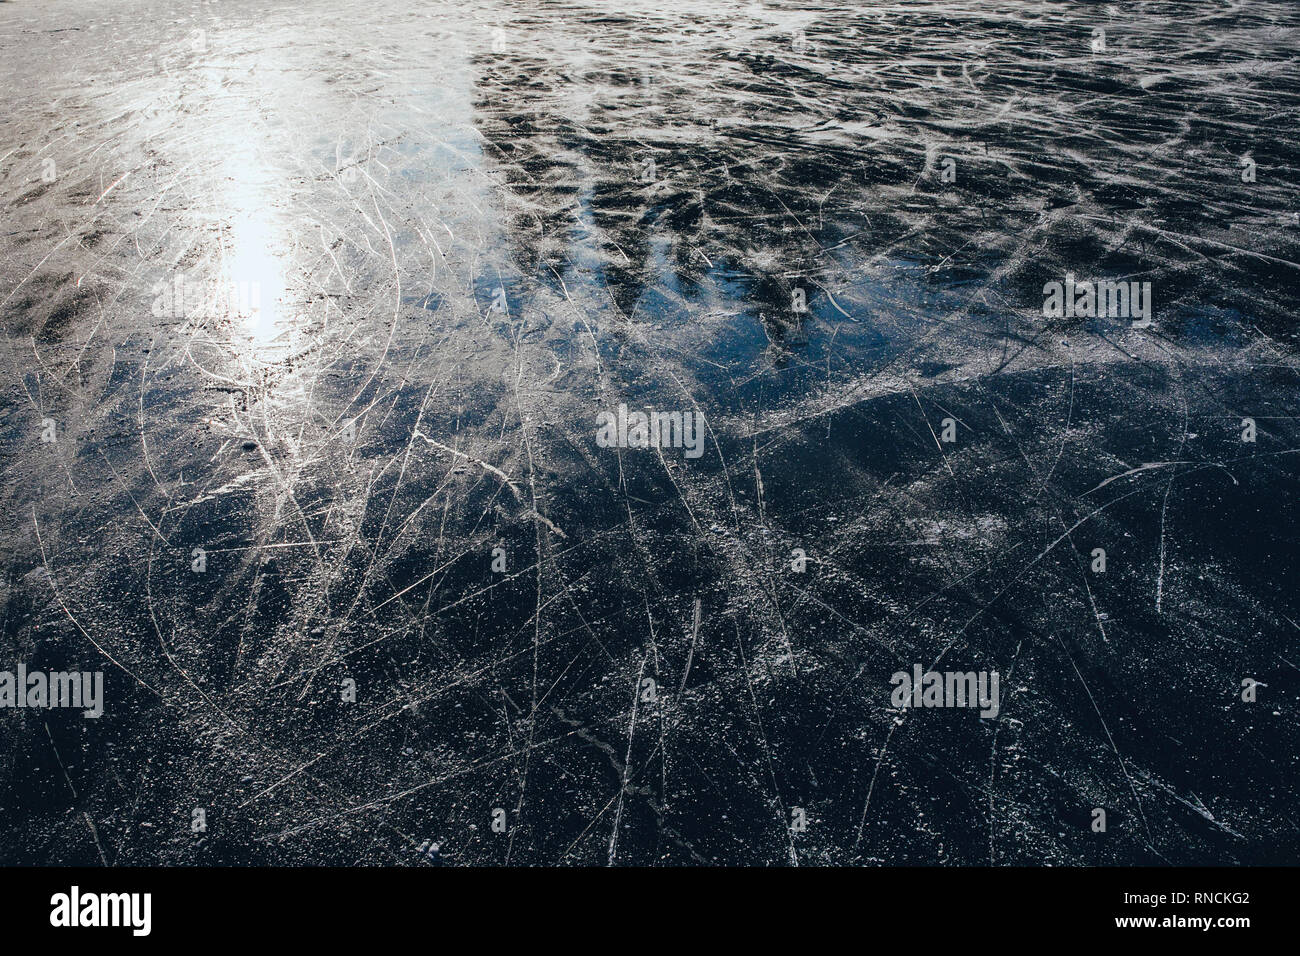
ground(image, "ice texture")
xmin=1 ymin=0 xmax=1298 ymax=864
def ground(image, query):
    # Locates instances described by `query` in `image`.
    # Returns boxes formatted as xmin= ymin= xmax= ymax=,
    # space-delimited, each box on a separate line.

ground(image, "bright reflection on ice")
xmin=214 ymin=138 xmax=289 ymax=354
xmin=224 ymin=209 xmax=285 ymax=348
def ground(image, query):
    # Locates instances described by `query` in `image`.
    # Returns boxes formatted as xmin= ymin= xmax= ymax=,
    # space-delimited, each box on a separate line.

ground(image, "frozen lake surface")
xmin=1 ymin=0 xmax=1298 ymax=864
